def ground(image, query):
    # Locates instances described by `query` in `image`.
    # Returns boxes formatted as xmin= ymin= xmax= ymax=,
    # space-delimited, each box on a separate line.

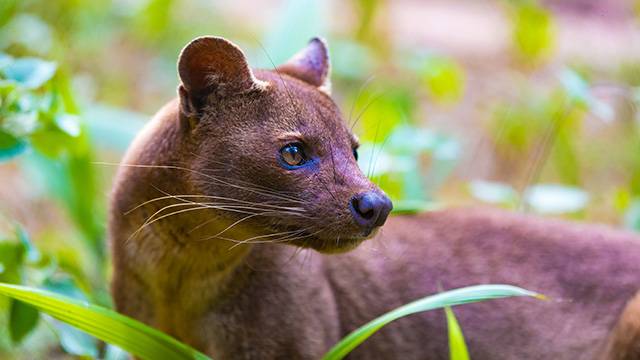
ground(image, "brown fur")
xmin=109 ymin=36 xmax=640 ymax=359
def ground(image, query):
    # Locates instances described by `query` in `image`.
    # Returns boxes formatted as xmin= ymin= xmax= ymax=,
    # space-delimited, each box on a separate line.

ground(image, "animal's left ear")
xmin=277 ymin=37 xmax=331 ymax=94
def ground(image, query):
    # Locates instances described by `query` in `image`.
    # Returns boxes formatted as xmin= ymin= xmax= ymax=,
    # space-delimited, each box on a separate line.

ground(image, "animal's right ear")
xmin=177 ymin=36 xmax=267 ymax=119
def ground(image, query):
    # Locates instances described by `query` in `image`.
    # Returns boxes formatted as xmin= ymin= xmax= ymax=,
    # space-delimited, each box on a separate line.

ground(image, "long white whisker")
xmin=126 ymin=194 xmax=305 ymax=215
xmin=95 ymin=162 xmax=306 ymax=204
xmin=128 ymin=205 xmax=259 ymax=241
xmin=195 ymin=212 xmax=271 ymax=241
xmin=227 ymin=229 xmax=312 ymax=250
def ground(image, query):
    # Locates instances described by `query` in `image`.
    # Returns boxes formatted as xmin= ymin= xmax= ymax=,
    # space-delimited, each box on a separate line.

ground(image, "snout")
xmin=349 ymin=191 xmax=393 ymax=233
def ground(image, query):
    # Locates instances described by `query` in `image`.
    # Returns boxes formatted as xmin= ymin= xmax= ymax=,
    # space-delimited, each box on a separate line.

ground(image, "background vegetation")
xmin=0 ymin=0 xmax=639 ymax=358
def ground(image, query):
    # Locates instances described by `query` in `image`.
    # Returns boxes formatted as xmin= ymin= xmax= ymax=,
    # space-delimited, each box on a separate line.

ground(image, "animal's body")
xmin=109 ymin=36 xmax=640 ymax=359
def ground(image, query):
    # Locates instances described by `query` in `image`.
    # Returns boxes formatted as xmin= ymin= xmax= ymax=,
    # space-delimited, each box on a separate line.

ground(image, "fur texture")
xmin=109 ymin=36 xmax=640 ymax=359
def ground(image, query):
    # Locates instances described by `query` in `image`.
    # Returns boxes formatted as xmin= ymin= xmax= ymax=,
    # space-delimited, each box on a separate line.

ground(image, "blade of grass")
xmin=445 ymin=306 xmax=469 ymax=360
xmin=0 ymin=283 xmax=211 ymax=360
xmin=322 ymin=284 xmax=544 ymax=360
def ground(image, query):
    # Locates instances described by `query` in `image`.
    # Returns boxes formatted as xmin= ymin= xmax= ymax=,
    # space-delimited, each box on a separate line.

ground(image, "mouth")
xmin=269 ymin=221 xmax=380 ymax=253
xmin=300 ymin=227 xmax=380 ymax=254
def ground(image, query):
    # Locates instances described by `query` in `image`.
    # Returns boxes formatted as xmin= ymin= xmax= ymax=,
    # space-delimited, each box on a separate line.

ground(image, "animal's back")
xmin=325 ymin=208 xmax=640 ymax=359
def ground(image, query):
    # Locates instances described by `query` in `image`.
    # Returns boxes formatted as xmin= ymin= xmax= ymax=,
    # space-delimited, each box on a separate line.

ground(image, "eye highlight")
xmin=280 ymin=143 xmax=307 ymax=167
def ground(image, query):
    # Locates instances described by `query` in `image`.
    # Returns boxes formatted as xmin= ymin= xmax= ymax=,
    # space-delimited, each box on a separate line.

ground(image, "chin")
xmin=316 ymin=239 xmax=364 ymax=254
xmin=293 ymin=228 xmax=379 ymax=254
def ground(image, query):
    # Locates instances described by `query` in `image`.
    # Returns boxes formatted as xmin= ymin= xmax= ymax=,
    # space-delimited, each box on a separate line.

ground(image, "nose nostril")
xmin=360 ymin=209 xmax=374 ymax=219
xmin=350 ymin=192 xmax=389 ymax=230
xmin=351 ymin=197 xmax=374 ymax=219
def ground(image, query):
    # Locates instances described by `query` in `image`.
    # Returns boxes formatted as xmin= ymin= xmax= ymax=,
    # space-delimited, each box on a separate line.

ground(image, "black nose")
xmin=350 ymin=192 xmax=393 ymax=230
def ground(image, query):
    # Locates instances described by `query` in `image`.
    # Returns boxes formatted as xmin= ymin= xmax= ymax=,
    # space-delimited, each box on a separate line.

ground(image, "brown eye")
xmin=280 ymin=143 xmax=307 ymax=167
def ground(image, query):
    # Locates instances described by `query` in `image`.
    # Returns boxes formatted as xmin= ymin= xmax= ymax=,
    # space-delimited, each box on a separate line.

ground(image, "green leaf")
xmin=1 ymin=58 xmax=56 ymax=89
xmin=559 ymin=68 xmax=613 ymax=121
xmin=9 ymin=299 xmax=39 ymax=344
xmin=29 ymin=128 xmax=72 ymax=158
xmin=40 ymin=276 xmax=98 ymax=356
xmin=0 ymin=14 xmax=53 ymax=56
xmin=49 ymin=320 xmax=98 ymax=357
xmin=445 ymin=307 xmax=469 ymax=360
xmin=421 ymin=57 xmax=465 ymax=105
xmin=15 ymin=226 xmax=40 ymax=263
xmin=2 ymin=112 xmax=38 ymax=137
xmin=0 ymin=283 xmax=211 ymax=360
xmin=0 ymin=129 xmax=27 ymax=162
xmin=321 ymin=284 xmax=543 ymax=360
xmin=0 ymin=240 xmax=26 ymax=284
xmin=54 ymin=114 xmax=81 ymax=137
xmin=511 ymin=2 xmax=555 ymax=63
xmin=105 ymin=344 xmax=130 ymax=360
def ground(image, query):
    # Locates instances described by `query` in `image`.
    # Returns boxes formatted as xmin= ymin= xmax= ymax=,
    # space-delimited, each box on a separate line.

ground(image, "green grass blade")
xmin=322 ymin=284 xmax=544 ymax=360
xmin=0 ymin=283 xmax=211 ymax=360
xmin=445 ymin=306 xmax=469 ymax=360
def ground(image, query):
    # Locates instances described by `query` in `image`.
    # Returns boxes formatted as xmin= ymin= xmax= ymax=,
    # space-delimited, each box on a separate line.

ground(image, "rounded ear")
xmin=177 ymin=36 xmax=267 ymax=114
xmin=277 ymin=37 xmax=331 ymax=94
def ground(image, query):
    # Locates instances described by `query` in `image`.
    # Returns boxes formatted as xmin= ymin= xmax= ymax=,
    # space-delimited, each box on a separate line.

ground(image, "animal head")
xmin=176 ymin=36 xmax=392 ymax=253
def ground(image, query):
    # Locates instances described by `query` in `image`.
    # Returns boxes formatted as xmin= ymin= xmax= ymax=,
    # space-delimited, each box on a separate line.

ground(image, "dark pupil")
xmin=353 ymin=148 xmax=359 ymax=161
xmin=282 ymin=144 xmax=305 ymax=166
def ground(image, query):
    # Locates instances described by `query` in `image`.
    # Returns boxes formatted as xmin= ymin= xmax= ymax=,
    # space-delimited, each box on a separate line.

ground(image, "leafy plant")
xmin=0 ymin=53 xmax=104 ymax=259
xmin=0 ymin=282 xmax=541 ymax=360
xmin=322 ymin=284 xmax=543 ymax=360
xmin=0 ymin=283 xmax=210 ymax=360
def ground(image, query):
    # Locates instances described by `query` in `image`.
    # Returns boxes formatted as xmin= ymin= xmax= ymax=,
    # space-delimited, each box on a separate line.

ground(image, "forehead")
xmin=256 ymin=70 xmax=357 ymax=144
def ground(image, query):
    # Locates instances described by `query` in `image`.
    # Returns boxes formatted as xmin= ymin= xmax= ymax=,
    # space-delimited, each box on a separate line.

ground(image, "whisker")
xmin=349 ymin=75 xmax=376 ymax=126
xmin=253 ymin=37 xmax=306 ymax=125
xmin=372 ymin=133 xmax=392 ymax=185
xmin=130 ymin=202 xmax=286 ymax=241
xmin=328 ymin=142 xmax=338 ymax=185
xmin=96 ymin=162 xmax=307 ymax=204
xmin=149 ymin=187 xmax=305 ymax=215
xmin=126 ymin=194 xmax=305 ymax=215
xmin=196 ymin=212 xmax=288 ymax=242
xmin=517 ymin=99 xmax=569 ymax=211
xmin=367 ymin=115 xmax=383 ymax=178
xmin=189 ymin=152 xmax=304 ymax=199
xmin=222 ymin=229 xmax=306 ymax=249
xmin=315 ymin=173 xmax=339 ymax=204
xmin=350 ymin=91 xmax=386 ymax=132
xmin=128 ymin=205 xmax=218 ymax=241
xmin=189 ymin=212 xmax=260 ymax=234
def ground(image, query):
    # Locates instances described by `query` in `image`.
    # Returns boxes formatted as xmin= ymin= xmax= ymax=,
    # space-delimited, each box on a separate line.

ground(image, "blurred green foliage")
xmin=445 ymin=306 xmax=470 ymax=360
xmin=508 ymin=1 xmax=555 ymax=65
xmin=0 ymin=0 xmax=639 ymax=358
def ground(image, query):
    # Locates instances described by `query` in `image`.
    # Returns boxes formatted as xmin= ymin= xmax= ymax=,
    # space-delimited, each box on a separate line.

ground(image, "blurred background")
xmin=1 ymin=0 xmax=640 ymax=358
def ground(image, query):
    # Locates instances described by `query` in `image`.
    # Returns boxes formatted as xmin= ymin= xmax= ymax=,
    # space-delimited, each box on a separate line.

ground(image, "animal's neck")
xmin=131 ymin=205 xmax=256 ymax=334
xmin=132 ymin=177 xmax=259 ymax=278
xmin=122 ymin=103 xmax=260 ymax=275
